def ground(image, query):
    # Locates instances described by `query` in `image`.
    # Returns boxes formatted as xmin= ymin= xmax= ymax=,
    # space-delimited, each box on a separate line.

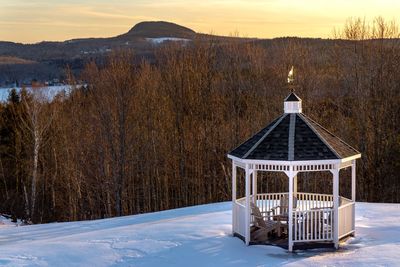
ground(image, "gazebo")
xmin=227 ymin=91 xmax=361 ymax=251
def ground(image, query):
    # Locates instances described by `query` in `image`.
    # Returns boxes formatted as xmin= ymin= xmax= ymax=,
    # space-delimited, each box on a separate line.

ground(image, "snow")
xmin=0 ymin=215 xmax=21 ymax=227
xmin=146 ymin=37 xmax=191 ymax=44
xmin=0 ymin=85 xmax=73 ymax=102
xmin=0 ymin=202 xmax=399 ymax=266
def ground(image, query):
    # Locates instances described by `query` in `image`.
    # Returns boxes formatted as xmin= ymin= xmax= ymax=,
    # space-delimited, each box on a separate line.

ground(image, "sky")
xmin=0 ymin=0 xmax=399 ymax=43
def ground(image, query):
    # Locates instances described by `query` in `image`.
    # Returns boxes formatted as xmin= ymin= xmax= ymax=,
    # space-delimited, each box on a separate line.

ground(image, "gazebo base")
xmin=233 ymin=192 xmax=356 ymax=251
xmin=233 ymin=233 xmax=353 ymax=251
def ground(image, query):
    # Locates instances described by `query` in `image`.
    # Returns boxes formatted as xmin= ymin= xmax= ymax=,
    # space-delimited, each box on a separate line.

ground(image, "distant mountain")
xmin=124 ymin=21 xmax=196 ymax=38
xmin=0 ymin=20 xmax=253 ymax=85
xmin=0 ymin=21 xmax=197 ymax=62
xmin=0 ymin=21 xmax=200 ymax=85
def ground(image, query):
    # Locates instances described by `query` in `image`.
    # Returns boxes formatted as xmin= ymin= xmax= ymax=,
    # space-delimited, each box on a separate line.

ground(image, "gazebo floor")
xmin=234 ymin=233 xmax=336 ymax=251
xmin=252 ymin=238 xmax=335 ymax=250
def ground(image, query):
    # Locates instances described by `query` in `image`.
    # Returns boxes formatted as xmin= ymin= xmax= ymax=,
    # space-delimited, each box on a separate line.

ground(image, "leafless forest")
xmin=0 ymin=18 xmax=399 ymax=223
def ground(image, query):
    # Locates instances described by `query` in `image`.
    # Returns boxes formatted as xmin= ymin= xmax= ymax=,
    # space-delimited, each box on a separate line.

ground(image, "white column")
xmin=332 ymin=168 xmax=339 ymax=249
xmin=351 ymin=160 xmax=356 ymax=235
xmin=252 ymin=170 xmax=257 ymax=204
xmin=288 ymin=168 xmax=294 ymax=252
xmin=351 ymin=160 xmax=356 ymax=202
xmin=245 ymin=164 xmax=251 ymax=245
xmin=232 ymin=161 xmax=237 ymax=235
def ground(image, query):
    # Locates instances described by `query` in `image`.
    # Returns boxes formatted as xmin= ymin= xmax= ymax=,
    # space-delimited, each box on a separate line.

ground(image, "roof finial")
xmin=287 ymin=66 xmax=294 ymax=85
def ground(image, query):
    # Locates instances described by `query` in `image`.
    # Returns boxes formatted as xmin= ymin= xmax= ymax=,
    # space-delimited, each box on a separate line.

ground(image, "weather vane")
xmin=287 ymin=66 xmax=294 ymax=84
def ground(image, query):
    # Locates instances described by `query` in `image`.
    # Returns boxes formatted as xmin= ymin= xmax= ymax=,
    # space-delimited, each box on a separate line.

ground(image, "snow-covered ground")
xmin=0 ymin=85 xmax=72 ymax=102
xmin=0 ymin=202 xmax=399 ymax=266
xmin=0 ymin=215 xmax=22 ymax=227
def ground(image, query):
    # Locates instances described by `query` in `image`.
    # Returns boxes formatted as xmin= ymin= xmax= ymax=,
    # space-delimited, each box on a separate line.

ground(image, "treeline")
xmin=0 ymin=18 xmax=399 ymax=223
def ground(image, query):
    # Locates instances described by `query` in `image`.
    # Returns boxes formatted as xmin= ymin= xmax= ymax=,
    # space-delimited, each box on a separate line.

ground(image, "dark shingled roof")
xmin=229 ymin=112 xmax=360 ymax=161
xmin=285 ymin=92 xmax=301 ymax=102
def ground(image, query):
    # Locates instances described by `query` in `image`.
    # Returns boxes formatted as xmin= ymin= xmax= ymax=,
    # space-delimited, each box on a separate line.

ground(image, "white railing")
xmin=233 ymin=193 xmax=354 ymax=244
xmin=338 ymin=197 xmax=355 ymax=238
xmin=292 ymin=208 xmax=333 ymax=242
xmin=233 ymin=199 xmax=246 ymax=238
xmin=296 ymin=193 xmax=333 ymax=211
xmin=254 ymin=192 xmax=333 ymax=214
xmin=255 ymin=193 xmax=288 ymax=218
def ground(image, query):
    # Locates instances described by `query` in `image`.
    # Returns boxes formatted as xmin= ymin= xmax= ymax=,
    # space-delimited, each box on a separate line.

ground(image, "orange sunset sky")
xmin=0 ymin=0 xmax=399 ymax=43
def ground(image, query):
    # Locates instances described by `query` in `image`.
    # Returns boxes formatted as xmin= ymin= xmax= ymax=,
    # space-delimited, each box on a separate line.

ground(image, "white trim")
xmin=227 ymin=154 xmax=241 ymax=161
xmin=351 ymin=160 xmax=356 ymax=202
xmin=340 ymin=154 xmax=361 ymax=163
xmin=339 ymin=230 xmax=355 ymax=240
xmin=339 ymin=202 xmax=354 ymax=209
xmin=228 ymin=157 xmax=246 ymax=169
xmin=229 ymin=157 xmax=341 ymax=166
xmin=244 ymin=164 xmax=251 ymax=245
xmin=339 ymin=161 xmax=353 ymax=169
xmin=252 ymin=170 xmax=257 ymax=204
xmin=232 ymin=162 xmax=237 ymax=235
xmin=229 ymin=155 xmax=359 ymax=167
xmin=351 ymin=160 xmax=356 ymax=234
xmin=228 ymin=156 xmax=343 ymax=174
xmin=288 ymin=168 xmax=294 ymax=252
xmin=332 ymin=168 xmax=339 ymax=249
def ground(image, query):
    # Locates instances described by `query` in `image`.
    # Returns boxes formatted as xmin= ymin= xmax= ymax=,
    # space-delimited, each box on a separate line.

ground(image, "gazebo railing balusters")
xmin=236 ymin=192 xmax=352 ymax=244
xmin=318 ymin=210 xmax=322 ymax=240
xmin=290 ymin=207 xmax=334 ymax=243
xmin=314 ymin=194 xmax=317 ymax=209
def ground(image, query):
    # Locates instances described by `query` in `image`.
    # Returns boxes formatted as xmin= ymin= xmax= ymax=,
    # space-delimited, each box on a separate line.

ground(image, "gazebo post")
xmin=288 ymin=169 xmax=294 ymax=252
xmin=232 ymin=161 xmax=237 ymax=235
xmin=245 ymin=163 xmax=251 ymax=245
xmin=252 ymin=170 xmax=257 ymax=204
xmin=293 ymin=174 xmax=298 ymax=196
xmin=351 ymin=160 xmax=356 ymax=202
xmin=351 ymin=160 xmax=356 ymax=234
xmin=332 ymin=168 xmax=339 ymax=249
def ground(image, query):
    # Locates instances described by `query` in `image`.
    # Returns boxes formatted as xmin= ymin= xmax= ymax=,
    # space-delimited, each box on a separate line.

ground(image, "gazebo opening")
xmin=227 ymin=72 xmax=361 ymax=251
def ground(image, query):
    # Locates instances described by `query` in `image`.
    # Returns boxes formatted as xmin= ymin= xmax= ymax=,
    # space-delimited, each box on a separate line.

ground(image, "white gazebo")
xmin=228 ymin=92 xmax=361 ymax=251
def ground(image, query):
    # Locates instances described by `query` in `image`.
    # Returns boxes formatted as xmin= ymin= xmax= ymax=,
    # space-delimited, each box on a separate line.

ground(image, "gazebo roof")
xmin=228 ymin=93 xmax=360 ymax=161
xmin=284 ymin=92 xmax=301 ymax=102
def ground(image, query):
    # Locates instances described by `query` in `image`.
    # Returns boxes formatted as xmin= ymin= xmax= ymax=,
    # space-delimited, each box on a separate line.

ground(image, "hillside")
xmin=125 ymin=21 xmax=196 ymax=38
xmin=0 ymin=21 xmax=197 ymax=62
xmin=0 ymin=56 xmax=36 ymax=65
xmin=0 ymin=20 xmax=249 ymax=85
xmin=0 ymin=202 xmax=399 ymax=266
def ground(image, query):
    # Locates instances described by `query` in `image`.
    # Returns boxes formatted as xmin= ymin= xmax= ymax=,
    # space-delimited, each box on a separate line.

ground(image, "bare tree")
xmin=17 ymin=86 xmax=57 ymax=221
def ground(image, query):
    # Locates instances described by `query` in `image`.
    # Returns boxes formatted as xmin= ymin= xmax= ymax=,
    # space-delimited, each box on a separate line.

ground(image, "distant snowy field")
xmin=146 ymin=37 xmax=191 ymax=44
xmin=0 ymin=86 xmax=72 ymax=102
xmin=0 ymin=202 xmax=399 ymax=267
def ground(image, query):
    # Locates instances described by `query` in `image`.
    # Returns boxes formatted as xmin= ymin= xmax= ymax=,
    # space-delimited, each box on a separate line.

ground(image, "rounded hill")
xmin=126 ymin=21 xmax=196 ymax=38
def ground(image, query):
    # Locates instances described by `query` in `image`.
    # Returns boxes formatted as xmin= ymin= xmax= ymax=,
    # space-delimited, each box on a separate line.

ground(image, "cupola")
xmin=284 ymin=92 xmax=302 ymax=113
